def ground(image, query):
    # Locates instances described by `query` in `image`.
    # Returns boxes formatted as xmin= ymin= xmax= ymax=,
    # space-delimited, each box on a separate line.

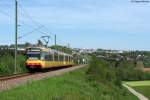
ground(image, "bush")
xmin=85 ymin=57 xmax=138 ymax=100
xmin=86 ymin=57 xmax=122 ymax=87
xmin=0 ymin=54 xmax=14 ymax=75
xmin=0 ymin=54 xmax=27 ymax=75
xmin=116 ymin=61 xmax=150 ymax=81
xmin=143 ymin=61 xmax=150 ymax=68
xmin=16 ymin=55 xmax=28 ymax=73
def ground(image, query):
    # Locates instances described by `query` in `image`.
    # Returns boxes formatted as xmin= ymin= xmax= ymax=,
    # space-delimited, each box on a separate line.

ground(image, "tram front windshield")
xmin=27 ymin=52 xmax=41 ymax=60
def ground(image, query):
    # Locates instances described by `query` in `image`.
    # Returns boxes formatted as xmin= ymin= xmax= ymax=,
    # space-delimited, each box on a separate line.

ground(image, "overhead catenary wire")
xmin=17 ymin=3 xmax=56 ymax=41
xmin=0 ymin=0 xmax=50 ymax=38
xmin=0 ymin=0 xmax=14 ymax=17
xmin=18 ymin=3 xmax=49 ymax=37
xmin=18 ymin=25 xmax=44 ymax=39
xmin=0 ymin=9 xmax=47 ymax=39
xmin=0 ymin=2 xmax=42 ymax=32
xmin=0 ymin=0 xmax=59 ymax=45
xmin=0 ymin=9 xmax=13 ymax=18
xmin=0 ymin=0 xmax=14 ymax=11
xmin=18 ymin=3 xmax=52 ymax=35
xmin=0 ymin=9 xmax=36 ymax=29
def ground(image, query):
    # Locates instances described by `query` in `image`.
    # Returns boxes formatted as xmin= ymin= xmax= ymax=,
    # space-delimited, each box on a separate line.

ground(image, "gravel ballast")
xmin=0 ymin=65 xmax=86 ymax=92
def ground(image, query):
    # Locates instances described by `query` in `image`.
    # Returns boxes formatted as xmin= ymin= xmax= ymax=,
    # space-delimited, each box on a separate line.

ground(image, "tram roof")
xmin=26 ymin=47 xmax=72 ymax=57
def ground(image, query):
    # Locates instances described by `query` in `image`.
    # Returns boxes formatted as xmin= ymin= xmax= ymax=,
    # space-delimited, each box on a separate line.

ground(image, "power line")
xmin=19 ymin=6 xmax=42 ymax=27
xmin=0 ymin=1 xmax=49 ymax=39
xmin=0 ymin=0 xmax=14 ymax=10
xmin=0 ymin=0 xmax=14 ymax=17
xmin=18 ymin=20 xmax=47 ymax=35
xmin=17 ymin=3 xmax=55 ymax=40
xmin=18 ymin=3 xmax=57 ymax=45
xmin=0 ymin=9 xmax=13 ymax=18
xmin=0 ymin=3 xmax=38 ymax=31
xmin=0 ymin=0 xmax=56 ymax=44
xmin=0 ymin=9 xmax=46 ymax=38
xmin=18 ymin=3 xmax=51 ymax=35
xmin=18 ymin=25 xmax=44 ymax=39
xmin=17 ymin=4 xmax=47 ymax=35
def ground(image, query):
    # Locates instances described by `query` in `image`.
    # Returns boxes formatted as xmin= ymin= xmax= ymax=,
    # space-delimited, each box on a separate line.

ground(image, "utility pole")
xmin=14 ymin=0 xmax=18 ymax=74
xmin=55 ymin=34 xmax=57 ymax=46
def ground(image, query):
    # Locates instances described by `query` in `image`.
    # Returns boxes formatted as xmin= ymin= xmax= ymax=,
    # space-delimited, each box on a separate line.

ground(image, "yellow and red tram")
xmin=26 ymin=47 xmax=74 ymax=70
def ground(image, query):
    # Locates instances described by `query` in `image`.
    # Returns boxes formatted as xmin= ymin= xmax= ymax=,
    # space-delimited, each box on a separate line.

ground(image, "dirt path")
xmin=123 ymin=84 xmax=149 ymax=100
xmin=0 ymin=65 xmax=86 ymax=92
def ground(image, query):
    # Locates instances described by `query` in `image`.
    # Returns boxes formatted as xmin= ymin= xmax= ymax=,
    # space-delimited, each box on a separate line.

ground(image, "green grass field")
xmin=133 ymin=86 xmax=150 ymax=99
xmin=124 ymin=81 xmax=150 ymax=99
xmin=124 ymin=81 xmax=150 ymax=87
xmin=0 ymin=68 xmax=138 ymax=100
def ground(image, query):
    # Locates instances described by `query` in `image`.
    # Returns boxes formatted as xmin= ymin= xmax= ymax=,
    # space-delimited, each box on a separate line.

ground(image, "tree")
xmin=50 ymin=45 xmax=72 ymax=54
xmin=25 ymin=42 xmax=31 ymax=47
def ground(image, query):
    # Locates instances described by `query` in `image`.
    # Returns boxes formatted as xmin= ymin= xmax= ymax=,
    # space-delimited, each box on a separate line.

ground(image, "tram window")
xmin=41 ymin=52 xmax=46 ymax=60
xmin=41 ymin=52 xmax=50 ymax=61
xmin=44 ymin=52 xmax=49 ymax=61
xmin=70 ymin=56 xmax=71 ymax=61
xmin=66 ymin=56 xmax=69 ymax=61
xmin=68 ymin=56 xmax=69 ymax=61
xmin=49 ymin=54 xmax=53 ymax=61
xmin=65 ymin=56 xmax=68 ymax=61
xmin=70 ymin=57 xmax=72 ymax=61
xmin=59 ymin=55 xmax=64 ymax=61
xmin=71 ymin=57 xmax=73 ymax=62
xmin=27 ymin=52 xmax=40 ymax=60
xmin=64 ymin=55 xmax=66 ymax=61
xmin=69 ymin=57 xmax=71 ymax=62
xmin=54 ymin=53 xmax=58 ymax=61
xmin=64 ymin=56 xmax=66 ymax=61
xmin=58 ymin=54 xmax=59 ymax=61
xmin=45 ymin=55 xmax=49 ymax=61
xmin=68 ymin=56 xmax=70 ymax=61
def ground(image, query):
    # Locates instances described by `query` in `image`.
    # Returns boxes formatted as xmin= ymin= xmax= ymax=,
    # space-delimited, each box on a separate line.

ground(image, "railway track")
xmin=0 ymin=73 xmax=34 ymax=81
xmin=0 ymin=65 xmax=74 ymax=81
xmin=0 ymin=65 xmax=86 ymax=92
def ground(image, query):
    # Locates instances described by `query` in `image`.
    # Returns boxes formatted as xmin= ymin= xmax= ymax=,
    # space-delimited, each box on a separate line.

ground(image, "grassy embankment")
xmin=0 ymin=67 xmax=138 ymax=100
xmin=0 ymin=54 xmax=27 ymax=75
xmin=124 ymin=81 xmax=150 ymax=99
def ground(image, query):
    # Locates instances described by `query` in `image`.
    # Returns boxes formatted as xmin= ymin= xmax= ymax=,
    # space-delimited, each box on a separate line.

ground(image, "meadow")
xmin=0 ymin=67 xmax=138 ymax=100
xmin=125 ymin=81 xmax=150 ymax=99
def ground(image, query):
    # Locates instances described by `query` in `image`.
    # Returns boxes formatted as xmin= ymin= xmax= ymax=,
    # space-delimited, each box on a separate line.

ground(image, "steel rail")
xmin=0 ymin=65 xmax=77 ymax=81
xmin=0 ymin=73 xmax=33 ymax=81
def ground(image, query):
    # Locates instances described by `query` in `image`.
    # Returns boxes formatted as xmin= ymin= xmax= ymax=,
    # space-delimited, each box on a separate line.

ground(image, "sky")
xmin=0 ymin=0 xmax=150 ymax=50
